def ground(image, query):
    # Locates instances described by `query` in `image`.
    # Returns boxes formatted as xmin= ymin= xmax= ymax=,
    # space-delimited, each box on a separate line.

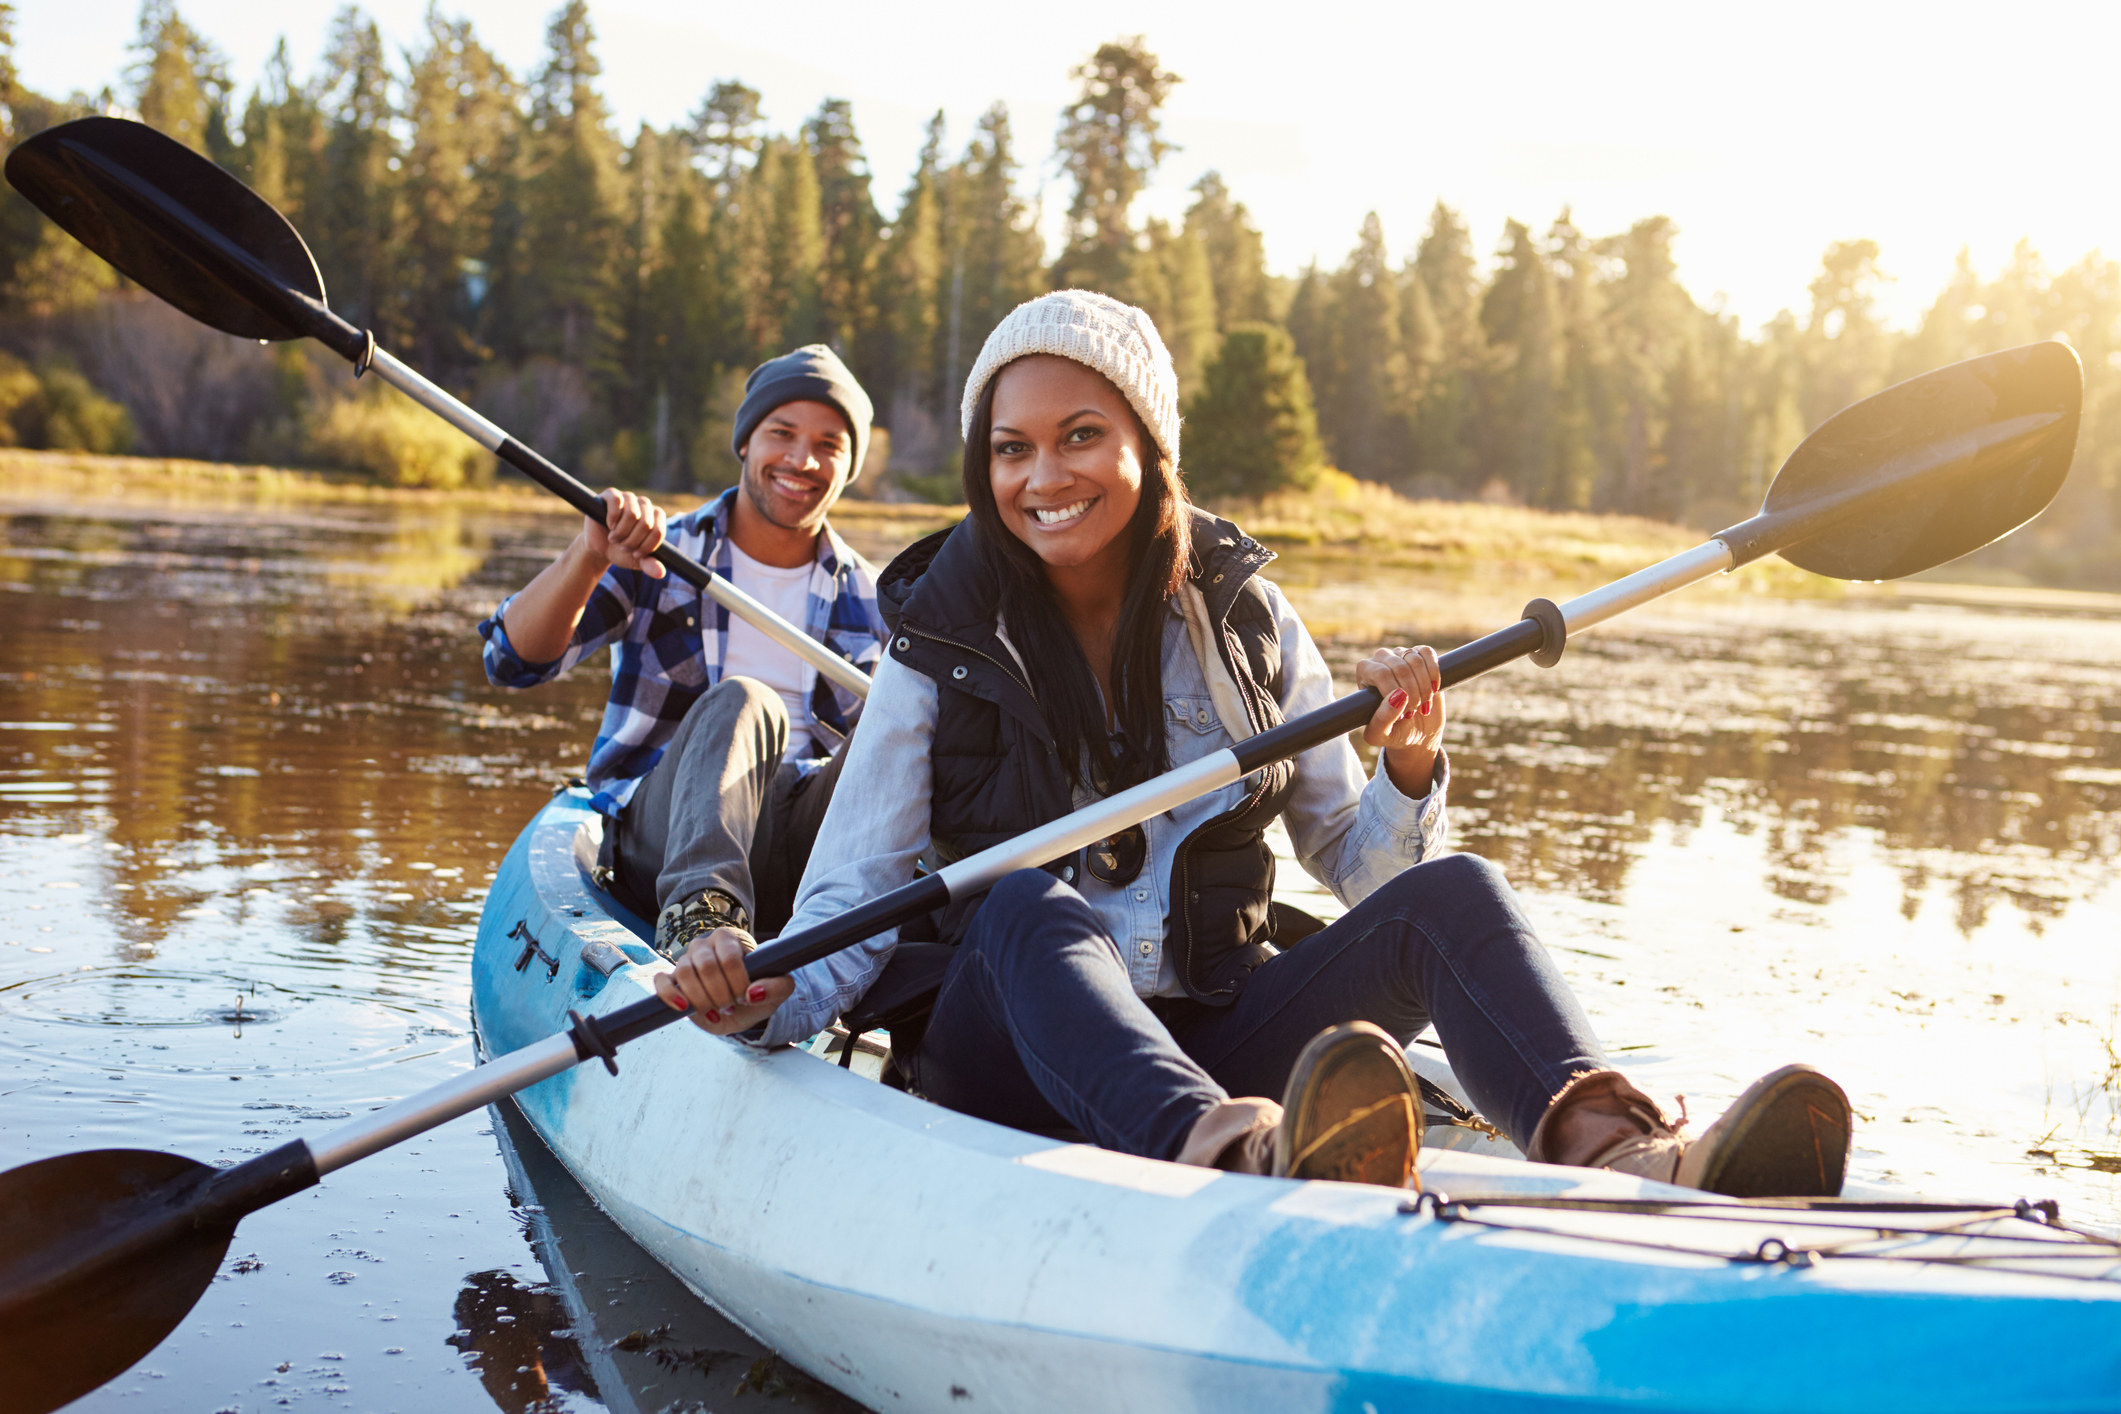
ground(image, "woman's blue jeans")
xmin=906 ymin=854 xmax=1607 ymax=1161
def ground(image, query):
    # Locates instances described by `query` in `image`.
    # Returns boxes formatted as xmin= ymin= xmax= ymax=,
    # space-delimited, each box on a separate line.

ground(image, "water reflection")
xmin=1 ymin=492 xmax=2116 ymax=1411
xmin=447 ymin=1269 xmax=602 ymax=1412
xmin=1334 ymin=603 xmax=2121 ymax=935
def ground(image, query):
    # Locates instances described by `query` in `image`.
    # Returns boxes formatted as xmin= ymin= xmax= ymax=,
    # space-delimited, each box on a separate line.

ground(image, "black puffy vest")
xmin=878 ymin=509 xmax=1296 ymax=1004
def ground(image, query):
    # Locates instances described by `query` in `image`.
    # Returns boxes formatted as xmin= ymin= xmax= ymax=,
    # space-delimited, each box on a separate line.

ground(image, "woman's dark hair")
xmin=962 ymin=363 xmax=1194 ymax=790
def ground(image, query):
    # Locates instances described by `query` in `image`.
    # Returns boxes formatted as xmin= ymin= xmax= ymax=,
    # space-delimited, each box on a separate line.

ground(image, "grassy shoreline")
xmin=0 ymin=447 xmax=1714 ymax=568
xmin=9 ymin=448 xmax=2115 ymax=632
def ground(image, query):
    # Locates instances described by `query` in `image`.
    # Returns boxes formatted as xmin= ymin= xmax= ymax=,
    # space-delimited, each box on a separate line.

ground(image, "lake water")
xmin=2 ymin=490 xmax=2116 ymax=1412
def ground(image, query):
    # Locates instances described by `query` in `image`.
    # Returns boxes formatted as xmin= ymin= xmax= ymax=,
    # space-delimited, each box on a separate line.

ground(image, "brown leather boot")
xmin=1527 ymin=1064 xmax=1851 ymax=1198
xmin=1176 ymin=1022 xmax=1419 ymax=1188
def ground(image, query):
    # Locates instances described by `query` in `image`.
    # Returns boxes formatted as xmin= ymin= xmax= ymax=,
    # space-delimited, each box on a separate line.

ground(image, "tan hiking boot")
xmin=1177 ymin=1022 xmax=1419 ymax=1188
xmin=1527 ymin=1064 xmax=1851 ymax=1198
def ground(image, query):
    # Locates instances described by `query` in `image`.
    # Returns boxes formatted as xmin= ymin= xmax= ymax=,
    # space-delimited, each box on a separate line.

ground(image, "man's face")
xmin=738 ymin=400 xmax=854 ymax=534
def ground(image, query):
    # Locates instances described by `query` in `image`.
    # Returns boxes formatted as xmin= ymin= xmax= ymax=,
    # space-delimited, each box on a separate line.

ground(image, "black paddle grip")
xmin=495 ymin=437 xmax=721 ymax=595
xmin=1229 ymin=617 xmax=1546 ymax=776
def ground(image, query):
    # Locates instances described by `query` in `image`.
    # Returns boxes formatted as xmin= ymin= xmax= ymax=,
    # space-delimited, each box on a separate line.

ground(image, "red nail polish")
xmin=746 ymin=983 xmax=767 ymax=1003
xmin=1387 ymin=688 xmax=1407 ymax=709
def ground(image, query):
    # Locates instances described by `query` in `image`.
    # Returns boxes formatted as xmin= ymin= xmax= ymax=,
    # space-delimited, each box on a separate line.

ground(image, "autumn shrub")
xmin=0 ymin=354 xmax=136 ymax=454
xmin=310 ymin=384 xmax=490 ymax=489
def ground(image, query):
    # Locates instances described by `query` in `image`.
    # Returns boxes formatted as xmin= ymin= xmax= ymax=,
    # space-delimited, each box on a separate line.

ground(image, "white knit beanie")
xmin=960 ymin=290 xmax=1182 ymax=467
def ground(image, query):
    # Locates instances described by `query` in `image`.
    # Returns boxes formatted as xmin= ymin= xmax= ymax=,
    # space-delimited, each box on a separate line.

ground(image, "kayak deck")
xmin=473 ymin=790 xmax=2121 ymax=1414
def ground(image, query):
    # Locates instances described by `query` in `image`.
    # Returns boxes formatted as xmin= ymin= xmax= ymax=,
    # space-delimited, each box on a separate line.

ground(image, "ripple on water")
xmin=0 ymin=967 xmax=301 ymax=1029
xmin=0 ymin=964 xmax=469 ymax=1078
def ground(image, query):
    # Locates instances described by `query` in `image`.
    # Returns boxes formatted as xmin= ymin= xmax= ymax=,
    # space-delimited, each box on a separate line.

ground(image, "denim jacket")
xmin=749 ymin=578 xmax=1449 ymax=1048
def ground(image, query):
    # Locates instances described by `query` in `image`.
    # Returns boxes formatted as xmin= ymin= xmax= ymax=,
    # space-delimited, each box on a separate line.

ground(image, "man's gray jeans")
xmin=613 ymin=676 xmax=847 ymax=939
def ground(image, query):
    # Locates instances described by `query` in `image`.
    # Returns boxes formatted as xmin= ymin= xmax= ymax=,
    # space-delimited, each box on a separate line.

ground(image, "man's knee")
xmin=699 ymin=674 xmax=785 ymax=724
xmin=676 ymin=675 xmax=788 ymax=752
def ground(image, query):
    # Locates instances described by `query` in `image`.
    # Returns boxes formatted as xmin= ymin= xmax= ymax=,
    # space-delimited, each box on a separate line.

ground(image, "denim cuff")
xmin=1374 ymin=747 xmax=1449 ymax=849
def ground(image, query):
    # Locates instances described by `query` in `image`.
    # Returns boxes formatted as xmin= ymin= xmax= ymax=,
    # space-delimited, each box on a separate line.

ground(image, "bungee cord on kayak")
xmin=1398 ymin=1190 xmax=2121 ymax=1278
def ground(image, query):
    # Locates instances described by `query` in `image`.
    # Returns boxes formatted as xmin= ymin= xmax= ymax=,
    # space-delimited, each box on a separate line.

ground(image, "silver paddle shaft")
xmin=1559 ymin=539 xmax=1734 ymax=634
xmin=367 ymin=347 xmax=873 ymax=701
xmin=305 ymin=1032 xmax=579 ymax=1176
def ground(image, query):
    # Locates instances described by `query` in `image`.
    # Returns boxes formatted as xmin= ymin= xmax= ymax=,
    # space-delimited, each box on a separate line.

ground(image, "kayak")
xmin=473 ymin=789 xmax=2121 ymax=1414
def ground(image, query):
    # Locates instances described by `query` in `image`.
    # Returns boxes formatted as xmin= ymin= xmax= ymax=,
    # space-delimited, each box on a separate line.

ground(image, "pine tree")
xmin=1283 ymin=264 xmax=1332 ymax=416
xmin=688 ymin=79 xmax=762 ymax=197
xmin=1184 ymin=322 xmax=1324 ymax=498
xmin=642 ymin=159 xmax=719 ymax=486
xmin=0 ymin=8 xmax=118 ymax=317
xmin=762 ymin=135 xmax=825 ymax=352
xmin=1052 ymin=37 xmax=1178 ymax=293
xmin=400 ymin=9 xmax=517 ymax=378
xmin=1479 ymin=219 xmax=1561 ymax=503
xmin=502 ymin=0 xmax=624 ymax=374
xmin=1597 ymin=216 xmax=1696 ymax=513
xmin=1323 ymin=212 xmax=1411 ymax=482
xmin=1184 ymin=172 xmax=1268 ymax=329
xmin=879 ymin=113 xmax=945 ymax=465
xmin=129 ymin=0 xmax=228 ymax=154
xmin=1544 ymin=208 xmax=1608 ymax=510
xmin=1798 ymin=238 xmax=1890 ymax=429
xmin=1141 ymin=218 xmax=1217 ymax=392
xmin=236 ymin=40 xmax=321 ymax=223
xmin=308 ymin=8 xmax=398 ymax=341
xmin=804 ymin=98 xmax=882 ymax=357
xmin=0 ymin=2 xmax=16 ymax=132
xmin=1407 ymin=202 xmax=1482 ymax=488
xmin=941 ymin=103 xmax=1043 ymax=393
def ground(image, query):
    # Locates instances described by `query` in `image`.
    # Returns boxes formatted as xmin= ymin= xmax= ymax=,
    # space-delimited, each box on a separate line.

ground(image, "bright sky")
xmin=20 ymin=0 xmax=2120 ymax=333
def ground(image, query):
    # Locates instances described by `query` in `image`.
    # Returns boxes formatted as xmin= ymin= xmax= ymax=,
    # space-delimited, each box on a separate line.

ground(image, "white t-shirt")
xmin=721 ymin=542 xmax=819 ymax=759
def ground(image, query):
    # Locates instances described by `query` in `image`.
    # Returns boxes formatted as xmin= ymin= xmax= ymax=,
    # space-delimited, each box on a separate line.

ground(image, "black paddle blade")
xmin=1756 ymin=340 xmax=2082 ymax=580
xmin=4 ymin=116 xmax=328 ymax=345
xmin=0 ymin=1149 xmax=233 ymax=1414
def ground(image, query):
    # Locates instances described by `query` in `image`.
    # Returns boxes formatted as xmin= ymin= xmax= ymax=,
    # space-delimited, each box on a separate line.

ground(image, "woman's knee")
xmin=1381 ymin=851 xmax=1511 ymax=907
xmin=965 ymin=869 xmax=1117 ymax=965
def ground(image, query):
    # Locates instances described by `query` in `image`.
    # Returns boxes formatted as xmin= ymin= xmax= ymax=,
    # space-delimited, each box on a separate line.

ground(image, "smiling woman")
xmin=967 ymin=351 xmax=1186 ymax=789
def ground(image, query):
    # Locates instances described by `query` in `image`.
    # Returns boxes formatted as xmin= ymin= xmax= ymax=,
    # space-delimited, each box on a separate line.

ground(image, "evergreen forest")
xmin=1 ymin=1 xmax=2116 ymax=585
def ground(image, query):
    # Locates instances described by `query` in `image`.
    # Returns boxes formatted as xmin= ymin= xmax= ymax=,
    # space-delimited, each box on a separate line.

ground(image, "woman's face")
xmin=988 ymin=356 xmax=1145 ymax=575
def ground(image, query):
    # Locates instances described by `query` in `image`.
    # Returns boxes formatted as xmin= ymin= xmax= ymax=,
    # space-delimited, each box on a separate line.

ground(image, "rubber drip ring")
xmin=568 ymin=1007 xmax=620 ymax=1076
xmin=1521 ymin=597 xmax=1567 ymax=669
xmin=352 ymin=328 xmax=376 ymax=378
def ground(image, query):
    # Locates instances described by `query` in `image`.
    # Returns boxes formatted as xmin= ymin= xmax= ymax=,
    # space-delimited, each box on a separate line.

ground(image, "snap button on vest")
xmin=952 ymin=666 xmax=967 ymax=679
xmin=895 ymin=636 xmax=910 ymax=651
xmin=1061 ymin=864 xmax=1075 ymax=882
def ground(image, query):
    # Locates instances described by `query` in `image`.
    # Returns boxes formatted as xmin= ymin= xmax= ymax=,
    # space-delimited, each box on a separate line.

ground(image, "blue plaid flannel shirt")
xmin=478 ymin=488 xmax=887 ymax=816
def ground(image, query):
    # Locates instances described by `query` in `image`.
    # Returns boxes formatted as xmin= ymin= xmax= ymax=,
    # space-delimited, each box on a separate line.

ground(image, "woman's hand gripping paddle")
xmin=1 ymin=116 xmax=870 ymax=700
xmin=0 ymin=117 xmax=2083 ymax=1414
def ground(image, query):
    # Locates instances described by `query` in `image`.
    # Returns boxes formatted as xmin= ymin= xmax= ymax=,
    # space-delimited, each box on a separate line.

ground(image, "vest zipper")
xmin=904 ymin=624 xmax=1039 ymax=703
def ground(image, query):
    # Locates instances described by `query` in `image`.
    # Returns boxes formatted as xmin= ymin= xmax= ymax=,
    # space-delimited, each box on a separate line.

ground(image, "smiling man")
xmin=478 ymin=345 xmax=887 ymax=959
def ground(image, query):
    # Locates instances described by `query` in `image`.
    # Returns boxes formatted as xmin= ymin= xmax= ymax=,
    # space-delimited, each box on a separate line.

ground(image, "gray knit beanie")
xmin=733 ymin=343 xmax=874 ymax=478
xmin=960 ymin=291 xmax=1181 ymax=466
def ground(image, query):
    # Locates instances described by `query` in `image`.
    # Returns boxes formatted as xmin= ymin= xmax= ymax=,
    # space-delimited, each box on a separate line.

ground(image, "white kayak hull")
xmin=474 ymin=791 xmax=2121 ymax=1414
